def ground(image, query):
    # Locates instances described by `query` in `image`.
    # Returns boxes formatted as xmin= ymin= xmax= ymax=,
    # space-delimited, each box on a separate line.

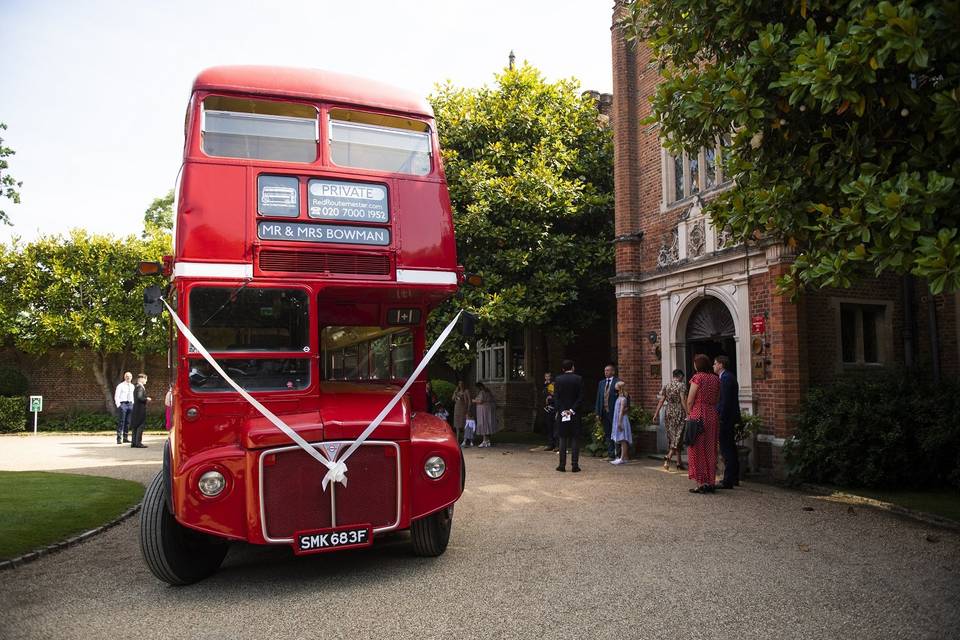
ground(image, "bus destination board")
xmin=308 ymin=179 xmax=389 ymax=223
xmin=258 ymin=221 xmax=391 ymax=246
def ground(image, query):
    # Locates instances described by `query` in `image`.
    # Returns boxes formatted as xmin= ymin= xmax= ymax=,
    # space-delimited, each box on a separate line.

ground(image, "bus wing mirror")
xmin=460 ymin=311 xmax=477 ymax=339
xmin=144 ymin=285 xmax=163 ymax=317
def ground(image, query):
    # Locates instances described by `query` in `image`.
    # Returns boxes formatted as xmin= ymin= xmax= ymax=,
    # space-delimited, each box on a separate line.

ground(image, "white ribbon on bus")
xmin=161 ymin=298 xmax=462 ymax=491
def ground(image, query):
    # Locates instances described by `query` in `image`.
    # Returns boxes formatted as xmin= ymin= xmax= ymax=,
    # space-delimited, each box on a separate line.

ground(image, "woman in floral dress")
xmin=652 ymin=369 xmax=688 ymax=470
xmin=685 ymin=354 xmax=720 ymax=493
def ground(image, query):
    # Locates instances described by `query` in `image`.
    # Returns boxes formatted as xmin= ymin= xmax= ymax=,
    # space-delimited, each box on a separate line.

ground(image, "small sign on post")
xmin=29 ymin=395 xmax=42 ymax=434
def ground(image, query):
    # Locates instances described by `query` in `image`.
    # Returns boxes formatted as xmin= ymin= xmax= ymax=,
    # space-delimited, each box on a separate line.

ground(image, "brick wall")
xmin=1 ymin=348 xmax=168 ymax=415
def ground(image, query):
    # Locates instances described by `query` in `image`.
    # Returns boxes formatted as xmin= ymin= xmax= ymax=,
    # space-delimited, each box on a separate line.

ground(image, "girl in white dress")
xmin=610 ymin=381 xmax=633 ymax=464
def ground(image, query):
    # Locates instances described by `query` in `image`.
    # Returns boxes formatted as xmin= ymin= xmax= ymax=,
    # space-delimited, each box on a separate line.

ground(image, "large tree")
xmin=429 ymin=64 xmax=614 ymax=367
xmin=0 ymin=195 xmax=172 ymax=412
xmin=0 ymin=122 xmax=22 ymax=226
xmin=621 ymin=0 xmax=960 ymax=295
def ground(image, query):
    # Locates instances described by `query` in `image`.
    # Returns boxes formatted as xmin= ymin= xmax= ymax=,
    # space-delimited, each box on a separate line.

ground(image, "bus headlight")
xmin=424 ymin=456 xmax=446 ymax=479
xmin=198 ymin=470 xmax=226 ymax=497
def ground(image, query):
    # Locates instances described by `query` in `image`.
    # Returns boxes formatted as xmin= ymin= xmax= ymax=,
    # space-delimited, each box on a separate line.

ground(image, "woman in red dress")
xmin=686 ymin=354 xmax=720 ymax=494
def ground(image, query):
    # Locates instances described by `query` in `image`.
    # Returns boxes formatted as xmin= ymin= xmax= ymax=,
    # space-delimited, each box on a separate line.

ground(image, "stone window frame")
xmin=660 ymin=139 xmax=731 ymax=212
xmin=830 ymin=297 xmax=894 ymax=370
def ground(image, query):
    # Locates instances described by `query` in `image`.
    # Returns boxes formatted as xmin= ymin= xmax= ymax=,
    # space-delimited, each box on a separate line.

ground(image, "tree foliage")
xmin=0 ymin=122 xmax=22 ymax=226
xmin=142 ymin=189 xmax=174 ymax=238
xmin=0 ymin=194 xmax=173 ymax=411
xmin=429 ymin=64 xmax=614 ymax=368
xmin=621 ymin=1 xmax=960 ymax=294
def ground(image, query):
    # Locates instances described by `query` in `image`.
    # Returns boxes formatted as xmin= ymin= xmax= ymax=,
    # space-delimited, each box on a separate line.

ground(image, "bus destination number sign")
xmin=308 ymin=179 xmax=389 ymax=223
xmin=387 ymin=308 xmax=422 ymax=325
xmin=259 ymin=221 xmax=391 ymax=246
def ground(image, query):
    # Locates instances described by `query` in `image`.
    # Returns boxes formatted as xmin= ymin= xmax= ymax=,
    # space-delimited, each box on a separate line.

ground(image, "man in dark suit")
xmin=713 ymin=355 xmax=741 ymax=488
xmin=594 ymin=363 xmax=620 ymax=460
xmin=553 ymin=360 xmax=583 ymax=473
xmin=130 ymin=373 xmax=152 ymax=449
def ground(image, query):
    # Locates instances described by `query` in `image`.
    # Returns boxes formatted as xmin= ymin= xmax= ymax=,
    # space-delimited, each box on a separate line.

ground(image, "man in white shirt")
xmin=114 ymin=372 xmax=134 ymax=444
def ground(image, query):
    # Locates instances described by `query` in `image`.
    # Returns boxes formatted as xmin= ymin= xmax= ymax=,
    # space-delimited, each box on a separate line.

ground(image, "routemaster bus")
xmin=139 ymin=66 xmax=465 ymax=585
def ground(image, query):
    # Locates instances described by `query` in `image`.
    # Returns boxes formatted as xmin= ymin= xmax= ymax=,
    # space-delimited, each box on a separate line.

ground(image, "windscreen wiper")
xmin=199 ymin=279 xmax=252 ymax=328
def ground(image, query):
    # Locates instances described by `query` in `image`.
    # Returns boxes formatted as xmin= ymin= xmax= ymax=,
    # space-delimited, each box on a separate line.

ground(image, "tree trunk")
xmin=91 ymin=351 xmax=129 ymax=414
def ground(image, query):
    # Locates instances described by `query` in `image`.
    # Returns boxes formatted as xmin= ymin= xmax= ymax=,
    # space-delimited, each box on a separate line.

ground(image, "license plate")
xmin=293 ymin=524 xmax=373 ymax=555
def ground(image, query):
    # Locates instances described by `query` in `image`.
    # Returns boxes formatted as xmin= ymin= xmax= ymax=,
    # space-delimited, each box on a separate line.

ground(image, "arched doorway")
xmin=684 ymin=297 xmax=736 ymax=378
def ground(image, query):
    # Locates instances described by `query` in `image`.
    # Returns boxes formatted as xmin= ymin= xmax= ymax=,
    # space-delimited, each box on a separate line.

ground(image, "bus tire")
xmin=410 ymin=505 xmax=453 ymax=557
xmin=139 ymin=471 xmax=228 ymax=586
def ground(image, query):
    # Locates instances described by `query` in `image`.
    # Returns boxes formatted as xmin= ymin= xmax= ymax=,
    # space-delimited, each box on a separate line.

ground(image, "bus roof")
xmin=192 ymin=66 xmax=433 ymax=117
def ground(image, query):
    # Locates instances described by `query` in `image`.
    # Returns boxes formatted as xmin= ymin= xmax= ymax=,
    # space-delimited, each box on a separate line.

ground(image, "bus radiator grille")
xmin=258 ymin=250 xmax=391 ymax=275
xmin=261 ymin=443 xmax=399 ymax=540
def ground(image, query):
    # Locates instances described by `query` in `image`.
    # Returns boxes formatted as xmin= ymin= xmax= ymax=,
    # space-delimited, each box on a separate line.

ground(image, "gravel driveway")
xmin=1 ymin=436 xmax=958 ymax=639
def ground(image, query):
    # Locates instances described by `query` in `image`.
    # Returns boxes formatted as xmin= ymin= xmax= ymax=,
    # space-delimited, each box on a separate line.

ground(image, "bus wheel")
xmin=410 ymin=505 xmax=453 ymax=557
xmin=139 ymin=471 xmax=228 ymax=585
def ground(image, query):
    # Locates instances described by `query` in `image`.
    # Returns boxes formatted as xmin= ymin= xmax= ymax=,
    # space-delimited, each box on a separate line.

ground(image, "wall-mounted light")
xmin=648 ymin=332 xmax=658 ymax=344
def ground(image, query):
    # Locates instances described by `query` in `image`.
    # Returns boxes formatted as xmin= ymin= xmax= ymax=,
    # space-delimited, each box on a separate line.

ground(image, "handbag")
xmin=684 ymin=417 xmax=704 ymax=446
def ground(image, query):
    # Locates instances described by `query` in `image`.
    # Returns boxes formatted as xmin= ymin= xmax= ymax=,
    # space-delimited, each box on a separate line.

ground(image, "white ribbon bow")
xmin=162 ymin=298 xmax=462 ymax=491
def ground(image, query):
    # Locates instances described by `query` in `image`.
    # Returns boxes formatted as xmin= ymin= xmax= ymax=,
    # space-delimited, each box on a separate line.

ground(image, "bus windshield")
xmin=189 ymin=287 xmax=309 ymax=352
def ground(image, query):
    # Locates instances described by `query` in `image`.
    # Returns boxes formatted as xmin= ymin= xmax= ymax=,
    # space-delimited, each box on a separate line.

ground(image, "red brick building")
xmin=609 ymin=4 xmax=960 ymax=476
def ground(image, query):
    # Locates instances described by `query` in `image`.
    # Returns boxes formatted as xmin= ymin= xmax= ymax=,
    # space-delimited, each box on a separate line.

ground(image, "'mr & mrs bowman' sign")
xmin=259 ymin=221 xmax=390 ymax=246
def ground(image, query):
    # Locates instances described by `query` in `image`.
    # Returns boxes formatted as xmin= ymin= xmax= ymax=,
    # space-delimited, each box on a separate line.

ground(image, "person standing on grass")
xmin=610 ymin=381 xmax=633 ymax=465
xmin=554 ymin=360 xmax=583 ymax=473
xmin=130 ymin=373 xmax=152 ymax=448
xmin=114 ymin=372 xmax=135 ymax=444
xmin=472 ymin=382 xmax=496 ymax=448
xmin=686 ymin=355 xmax=719 ymax=494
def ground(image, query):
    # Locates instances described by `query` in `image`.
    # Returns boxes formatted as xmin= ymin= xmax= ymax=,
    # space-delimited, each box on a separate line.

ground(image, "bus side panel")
xmin=408 ymin=413 xmax=462 ymax=520
xmin=395 ymin=180 xmax=457 ymax=270
xmin=177 ymin=163 xmax=249 ymax=263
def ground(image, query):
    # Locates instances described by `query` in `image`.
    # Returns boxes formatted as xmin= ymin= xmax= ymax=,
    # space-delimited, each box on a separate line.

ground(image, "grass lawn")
xmin=0 ymin=471 xmax=144 ymax=560
xmin=843 ymin=488 xmax=960 ymax=523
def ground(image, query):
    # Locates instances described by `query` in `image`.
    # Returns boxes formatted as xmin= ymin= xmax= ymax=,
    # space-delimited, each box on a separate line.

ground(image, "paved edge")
xmin=800 ymin=483 xmax=960 ymax=533
xmin=0 ymin=502 xmax=142 ymax=571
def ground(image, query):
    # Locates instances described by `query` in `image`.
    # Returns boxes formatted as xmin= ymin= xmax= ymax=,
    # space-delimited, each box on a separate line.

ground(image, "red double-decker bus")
xmin=139 ymin=66 xmax=465 ymax=585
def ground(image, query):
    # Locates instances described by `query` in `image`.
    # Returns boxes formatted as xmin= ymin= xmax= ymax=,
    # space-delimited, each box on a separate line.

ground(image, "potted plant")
xmin=735 ymin=413 xmax=763 ymax=478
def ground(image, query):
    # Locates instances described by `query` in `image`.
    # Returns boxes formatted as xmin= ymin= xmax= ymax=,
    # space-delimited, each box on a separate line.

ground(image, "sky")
xmin=0 ymin=0 xmax=615 ymax=244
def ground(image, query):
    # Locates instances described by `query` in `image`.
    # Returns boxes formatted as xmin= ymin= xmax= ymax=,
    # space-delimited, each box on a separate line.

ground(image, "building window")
xmin=839 ymin=303 xmax=888 ymax=366
xmin=478 ymin=335 xmax=527 ymax=382
xmin=662 ymin=140 xmax=730 ymax=207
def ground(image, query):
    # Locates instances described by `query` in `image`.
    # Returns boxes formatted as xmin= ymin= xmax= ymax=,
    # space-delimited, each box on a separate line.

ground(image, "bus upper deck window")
xmin=329 ymin=109 xmax=431 ymax=176
xmin=202 ymin=96 xmax=318 ymax=163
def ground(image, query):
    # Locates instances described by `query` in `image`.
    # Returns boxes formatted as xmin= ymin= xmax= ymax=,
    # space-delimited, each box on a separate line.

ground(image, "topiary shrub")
xmin=0 ymin=367 xmax=29 ymax=397
xmin=784 ymin=374 xmax=960 ymax=490
xmin=0 ymin=397 xmax=27 ymax=433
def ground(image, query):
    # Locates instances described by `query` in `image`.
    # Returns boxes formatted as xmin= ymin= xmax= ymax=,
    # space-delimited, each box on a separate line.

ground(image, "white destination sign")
xmin=258 ymin=221 xmax=390 ymax=246
xmin=308 ymin=179 xmax=389 ymax=223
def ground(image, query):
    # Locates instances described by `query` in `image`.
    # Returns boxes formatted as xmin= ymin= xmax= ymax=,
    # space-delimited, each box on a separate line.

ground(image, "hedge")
xmin=0 ymin=397 xmax=27 ymax=433
xmin=784 ymin=374 xmax=960 ymax=490
xmin=39 ymin=411 xmax=166 ymax=432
